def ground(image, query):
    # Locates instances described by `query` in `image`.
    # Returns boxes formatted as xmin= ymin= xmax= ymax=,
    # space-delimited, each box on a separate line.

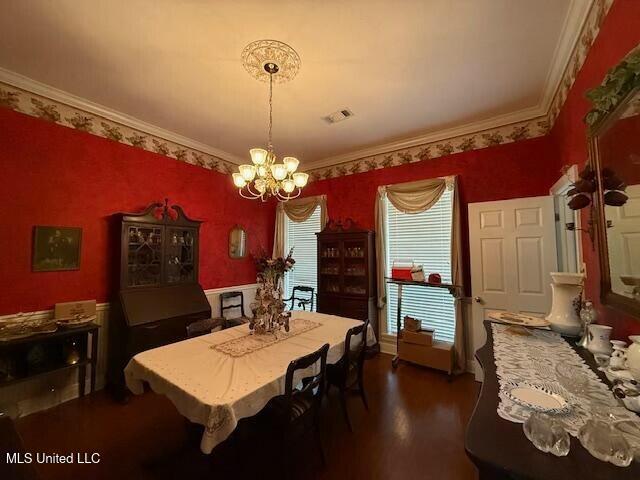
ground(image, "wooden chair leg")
xmin=338 ymin=388 xmax=353 ymax=432
xmin=314 ymin=418 xmax=326 ymax=468
xmin=281 ymin=430 xmax=292 ymax=480
xmin=358 ymin=374 xmax=369 ymax=411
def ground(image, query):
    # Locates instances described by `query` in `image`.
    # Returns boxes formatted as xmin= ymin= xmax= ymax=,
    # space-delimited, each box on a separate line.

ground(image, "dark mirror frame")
xmin=589 ymin=82 xmax=640 ymax=320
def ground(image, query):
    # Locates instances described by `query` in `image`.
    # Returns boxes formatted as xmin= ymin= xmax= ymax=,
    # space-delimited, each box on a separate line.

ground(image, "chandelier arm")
xmin=245 ymin=183 xmax=263 ymax=198
xmin=239 ymin=187 xmax=259 ymax=200
xmin=275 ymin=188 xmax=302 ymax=202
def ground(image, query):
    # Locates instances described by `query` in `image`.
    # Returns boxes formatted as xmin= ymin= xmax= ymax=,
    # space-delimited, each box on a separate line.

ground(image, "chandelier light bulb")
xmin=271 ymin=164 xmax=288 ymax=181
xmin=282 ymin=179 xmax=295 ymax=193
xmin=232 ymin=173 xmax=247 ymax=188
xmin=292 ymin=172 xmax=309 ymax=187
xmin=257 ymin=165 xmax=267 ymax=177
xmin=239 ymin=164 xmax=256 ymax=181
xmin=250 ymin=148 xmax=268 ymax=165
xmin=283 ymin=156 xmax=299 ymax=173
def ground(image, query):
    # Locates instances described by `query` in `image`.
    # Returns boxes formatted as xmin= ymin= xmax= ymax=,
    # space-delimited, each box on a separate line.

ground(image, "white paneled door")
xmin=469 ymin=196 xmax=557 ymax=379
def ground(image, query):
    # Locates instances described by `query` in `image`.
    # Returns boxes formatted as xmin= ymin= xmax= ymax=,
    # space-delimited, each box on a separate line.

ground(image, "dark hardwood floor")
xmin=15 ymin=353 xmax=479 ymax=480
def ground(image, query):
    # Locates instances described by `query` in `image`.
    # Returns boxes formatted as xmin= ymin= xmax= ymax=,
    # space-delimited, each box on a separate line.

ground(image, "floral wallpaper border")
xmin=306 ymin=116 xmax=550 ymax=182
xmin=0 ymin=83 xmax=237 ymax=175
xmin=0 ymin=0 xmax=615 ymax=182
xmin=546 ymin=0 xmax=615 ymax=126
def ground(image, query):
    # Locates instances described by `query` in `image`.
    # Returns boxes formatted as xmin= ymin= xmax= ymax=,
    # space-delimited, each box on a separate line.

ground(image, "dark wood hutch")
xmin=316 ymin=219 xmax=378 ymax=344
xmin=107 ymin=200 xmax=211 ymax=396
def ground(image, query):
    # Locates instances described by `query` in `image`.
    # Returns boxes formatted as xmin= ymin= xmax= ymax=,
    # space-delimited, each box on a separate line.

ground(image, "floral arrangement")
xmin=250 ymin=247 xmax=295 ymax=334
xmin=254 ymin=247 xmax=296 ymax=278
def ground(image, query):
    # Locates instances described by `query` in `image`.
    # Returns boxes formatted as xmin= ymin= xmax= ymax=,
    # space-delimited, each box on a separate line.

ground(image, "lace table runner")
xmin=212 ymin=318 xmax=321 ymax=357
xmin=492 ymin=323 xmax=640 ymax=437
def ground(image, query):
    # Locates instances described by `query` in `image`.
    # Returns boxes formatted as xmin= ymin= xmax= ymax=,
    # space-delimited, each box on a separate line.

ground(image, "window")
xmin=283 ymin=206 xmax=322 ymax=308
xmin=385 ymin=186 xmax=456 ymax=342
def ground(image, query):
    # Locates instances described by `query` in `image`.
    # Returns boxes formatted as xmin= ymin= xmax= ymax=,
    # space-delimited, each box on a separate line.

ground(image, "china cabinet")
xmin=316 ymin=220 xmax=377 ymax=344
xmin=107 ymin=200 xmax=211 ymax=397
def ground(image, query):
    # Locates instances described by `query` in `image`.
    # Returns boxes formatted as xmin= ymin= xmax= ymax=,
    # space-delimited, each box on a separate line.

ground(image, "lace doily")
xmin=492 ymin=323 xmax=640 ymax=437
xmin=212 ymin=318 xmax=321 ymax=357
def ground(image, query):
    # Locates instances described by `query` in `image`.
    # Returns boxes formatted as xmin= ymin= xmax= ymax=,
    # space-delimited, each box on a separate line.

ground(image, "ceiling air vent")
xmin=323 ymin=108 xmax=355 ymax=124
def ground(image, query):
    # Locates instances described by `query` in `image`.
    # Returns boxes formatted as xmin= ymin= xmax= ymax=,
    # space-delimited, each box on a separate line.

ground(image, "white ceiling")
xmin=0 ymin=0 xmax=589 ymax=166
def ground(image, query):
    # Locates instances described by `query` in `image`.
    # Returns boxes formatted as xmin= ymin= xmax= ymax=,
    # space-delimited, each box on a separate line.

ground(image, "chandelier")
xmin=233 ymin=40 xmax=308 ymax=202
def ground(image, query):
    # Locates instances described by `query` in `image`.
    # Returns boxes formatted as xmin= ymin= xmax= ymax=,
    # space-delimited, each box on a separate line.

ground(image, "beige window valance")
xmin=379 ymin=177 xmax=451 ymax=214
xmin=273 ymin=195 xmax=328 ymax=258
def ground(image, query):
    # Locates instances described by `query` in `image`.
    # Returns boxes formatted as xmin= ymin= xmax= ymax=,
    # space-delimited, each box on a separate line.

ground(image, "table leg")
xmin=392 ymin=284 xmax=403 ymax=369
xmin=78 ymin=364 xmax=86 ymax=397
xmin=90 ymin=329 xmax=98 ymax=394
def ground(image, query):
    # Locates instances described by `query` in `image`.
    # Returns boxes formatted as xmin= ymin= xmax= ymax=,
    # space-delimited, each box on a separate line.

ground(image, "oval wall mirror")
xmin=229 ymin=225 xmax=247 ymax=259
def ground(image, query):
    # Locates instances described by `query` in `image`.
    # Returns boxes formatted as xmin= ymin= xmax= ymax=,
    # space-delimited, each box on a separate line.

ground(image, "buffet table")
xmin=125 ymin=311 xmax=375 ymax=454
xmin=465 ymin=321 xmax=640 ymax=480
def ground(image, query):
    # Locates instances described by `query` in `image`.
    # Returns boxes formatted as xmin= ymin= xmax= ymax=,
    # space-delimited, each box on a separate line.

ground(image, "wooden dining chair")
xmin=218 ymin=291 xmax=251 ymax=328
xmin=256 ymin=343 xmax=330 ymax=471
xmin=326 ymin=318 xmax=369 ymax=431
xmin=186 ymin=318 xmax=222 ymax=338
xmin=284 ymin=285 xmax=315 ymax=311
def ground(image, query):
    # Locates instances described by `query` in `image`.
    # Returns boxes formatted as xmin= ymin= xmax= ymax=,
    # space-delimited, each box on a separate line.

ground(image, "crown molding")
xmin=304 ymin=104 xmax=546 ymax=170
xmin=539 ymin=0 xmax=594 ymax=113
xmin=0 ymin=67 xmax=244 ymax=166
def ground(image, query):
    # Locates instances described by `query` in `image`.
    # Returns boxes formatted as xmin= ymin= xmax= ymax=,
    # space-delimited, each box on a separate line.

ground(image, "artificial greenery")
xmin=584 ymin=45 xmax=640 ymax=129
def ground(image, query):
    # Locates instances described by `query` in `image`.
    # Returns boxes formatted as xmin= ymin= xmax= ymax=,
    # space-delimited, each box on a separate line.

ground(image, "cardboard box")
xmin=54 ymin=299 xmax=96 ymax=319
xmin=398 ymin=338 xmax=453 ymax=374
xmin=403 ymin=316 xmax=421 ymax=332
xmin=400 ymin=328 xmax=433 ymax=346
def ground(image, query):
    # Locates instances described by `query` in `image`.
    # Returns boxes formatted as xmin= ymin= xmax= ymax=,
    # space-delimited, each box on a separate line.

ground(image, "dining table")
xmin=125 ymin=310 xmax=375 ymax=454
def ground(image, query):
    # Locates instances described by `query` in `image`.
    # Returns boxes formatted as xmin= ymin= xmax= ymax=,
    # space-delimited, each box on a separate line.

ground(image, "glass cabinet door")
xmin=125 ymin=225 xmax=163 ymax=287
xmin=319 ymin=239 xmax=341 ymax=294
xmin=165 ymin=227 xmax=196 ymax=284
xmin=343 ymin=238 xmax=367 ymax=296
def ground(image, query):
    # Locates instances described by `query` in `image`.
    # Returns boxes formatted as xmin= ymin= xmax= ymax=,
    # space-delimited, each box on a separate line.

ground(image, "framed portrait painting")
xmin=32 ymin=226 xmax=82 ymax=272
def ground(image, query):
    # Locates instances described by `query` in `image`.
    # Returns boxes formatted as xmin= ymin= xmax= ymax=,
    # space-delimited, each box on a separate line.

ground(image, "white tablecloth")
xmin=125 ymin=311 xmax=375 ymax=453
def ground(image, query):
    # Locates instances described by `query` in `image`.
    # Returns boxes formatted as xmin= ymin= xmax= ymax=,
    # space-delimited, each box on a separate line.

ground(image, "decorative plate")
xmin=503 ymin=381 xmax=571 ymax=414
xmin=56 ymin=314 xmax=96 ymax=328
xmin=489 ymin=312 xmax=550 ymax=328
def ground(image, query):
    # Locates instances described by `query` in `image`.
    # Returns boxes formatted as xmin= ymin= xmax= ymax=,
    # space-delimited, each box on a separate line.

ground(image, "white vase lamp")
xmin=546 ymin=272 xmax=584 ymax=337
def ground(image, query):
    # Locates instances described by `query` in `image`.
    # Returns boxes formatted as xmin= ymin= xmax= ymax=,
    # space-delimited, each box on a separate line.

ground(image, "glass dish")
xmin=523 ymin=412 xmax=570 ymax=456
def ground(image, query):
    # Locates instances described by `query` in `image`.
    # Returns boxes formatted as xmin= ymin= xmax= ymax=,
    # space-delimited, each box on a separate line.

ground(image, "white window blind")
xmin=283 ymin=206 xmax=321 ymax=309
xmin=385 ymin=186 xmax=456 ymax=342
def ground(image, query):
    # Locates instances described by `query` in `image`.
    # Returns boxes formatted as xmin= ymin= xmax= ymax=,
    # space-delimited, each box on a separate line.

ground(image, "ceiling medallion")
xmin=241 ymin=39 xmax=301 ymax=84
xmin=233 ymin=40 xmax=307 ymax=202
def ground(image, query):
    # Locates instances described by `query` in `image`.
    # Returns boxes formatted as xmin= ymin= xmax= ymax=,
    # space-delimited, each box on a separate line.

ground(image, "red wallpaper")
xmin=303 ymin=135 xmax=560 ymax=293
xmin=549 ymin=0 xmax=640 ymax=339
xmin=0 ymin=108 xmax=275 ymax=315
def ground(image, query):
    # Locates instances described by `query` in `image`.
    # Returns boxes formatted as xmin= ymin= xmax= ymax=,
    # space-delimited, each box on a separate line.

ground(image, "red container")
xmin=391 ymin=267 xmax=414 ymax=280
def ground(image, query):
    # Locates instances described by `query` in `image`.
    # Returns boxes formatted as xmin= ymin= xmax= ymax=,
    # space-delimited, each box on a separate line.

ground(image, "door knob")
xmin=474 ymin=296 xmax=483 ymax=304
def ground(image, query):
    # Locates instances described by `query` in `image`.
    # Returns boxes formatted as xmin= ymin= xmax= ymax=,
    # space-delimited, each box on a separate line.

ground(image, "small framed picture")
xmin=32 ymin=226 xmax=82 ymax=272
